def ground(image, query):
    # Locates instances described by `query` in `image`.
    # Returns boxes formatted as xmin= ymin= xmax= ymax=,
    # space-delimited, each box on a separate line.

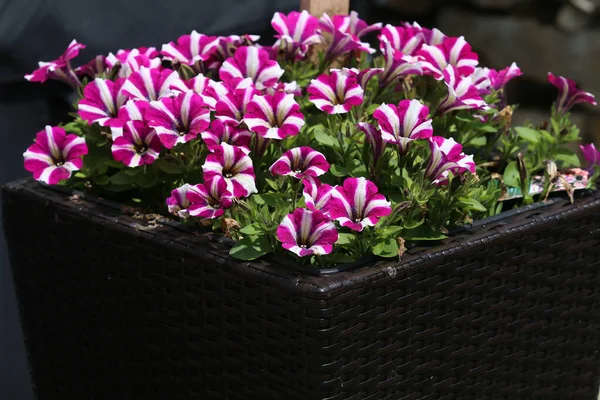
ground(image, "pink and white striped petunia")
xmin=111 ymin=120 xmax=162 ymax=167
xmin=425 ymin=136 xmax=476 ymax=182
xmin=276 ymin=208 xmax=338 ymax=257
xmin=269 ymin=146 xmax=330 ymax=179
xmin=417 ymin=36 xmax=478 ymax=79
xmin=379 ymin=41 xmax=423 ymax=88
xmin=308 ymin=69 xmax=364 ymax=114
xmin=271 ymin=10 xmax=321 ymax=59
xmin=548 ymin=72 xmax=597 ymax=115
xmin=357 ymin=122 xmax=387 ymax=163
xmin=318 ymin=13 xmax=375 ymax=60
xmin=170 ymin=74 xmax=228 ymax=110
xmin=373 ymin=99 xmax=433 ymax=152
xmin=75 ymin=55 xmax=107 ymax=79
xmin=146 ymin=90 xmax=210 ymax=149
xmin=403 ymin=22 xmax=446 ymax=46
xmin=438 ymin=65 xmax=488 ymax=115
xmin=264 ymin=80 xmax=303 ymax=97
xmin=489 ymin=62 xmax=522 ymax=91
xmin=108 ymin=99 xmax=150 ymax=137
xmin=202 ymin=143 xmax=257 ymax=198
xmin=122 ymin=67 xmax=180 ymax=101
xmin=244 ymin=92 xmax=305 ymax=140
xmin=78 ymin=78 xmax=128 ymax=126
xmin=23 ymin=126 xmax=88 ymax=185
xmin=302 ymin=176 xmax=335 ymax=214
xmin=25 ymin=40 xmax=85 ymax=87
xmin=201 ymin=119 xmax=252 ymax=152
xmin=580 ymin=143 xmax=600 ymax=171
xmin=166 ymin=184 xmax=193 ymax=219
xmin=187 ymin=176 xmax=234 ymax=219
xmin=325 ymin=11 xmax=382 ymax=39
xmin=219 ymin=46 xmax=284 ymax=90
xmin=207 ymin=34 xmax=261 ymax=71
xmin=357 ymin=68 xmax=384 ymax=89
xmin=215 ymin=78 xmax=261 ymax=125
xmin=105 ymin=48 xmax=161 ymax=78
xmin=327 ymin=177 xmax=392 ymax=232
xmin=469 ymin=67 xmax=493 ymax=95
xmin=161 ymin=31 xmax=219 ymax=72
xmin=379 ymin=24 xmax=425 ymax=56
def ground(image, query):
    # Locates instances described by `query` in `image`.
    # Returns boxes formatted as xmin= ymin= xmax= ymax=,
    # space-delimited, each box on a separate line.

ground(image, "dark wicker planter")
xmin=3 ymin=178 xmax=600 ymax=400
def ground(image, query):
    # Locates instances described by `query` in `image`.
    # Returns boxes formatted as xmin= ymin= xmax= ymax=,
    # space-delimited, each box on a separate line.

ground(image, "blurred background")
xmin=1 ymin=0 xmax=598 ymax=398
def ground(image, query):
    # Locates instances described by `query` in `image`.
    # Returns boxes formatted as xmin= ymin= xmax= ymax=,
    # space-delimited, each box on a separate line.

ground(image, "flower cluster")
xmin=22 ymin=10 xmax=597 ymax=266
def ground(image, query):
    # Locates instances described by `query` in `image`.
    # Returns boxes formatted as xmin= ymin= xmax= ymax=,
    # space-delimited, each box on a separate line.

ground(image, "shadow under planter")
xmin=2 ymin=178 xmax=600 ymax=400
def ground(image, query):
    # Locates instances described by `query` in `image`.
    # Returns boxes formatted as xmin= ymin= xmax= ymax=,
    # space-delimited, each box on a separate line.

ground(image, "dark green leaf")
xmin=335 ymin=233 xmax=355 ymax=246
xmin=252 ymin=193 xmax=286 ymax=206
xmin=313 ymin=127 xmax=338 ymax=148
xmin=155 ymin=159 xmax=183 ymax=174
xmin=229 ymin=236 xmax=272 ymax=260
xmin=372 ymin=237 xmax=399 ymax=258
xmin=458 ymin=197 xmax=488 ymax=212
xmin=402 ymin=224 xmax=447 ymax=241
xmin=239 ymin=223 xmax=265 ymax=235
xmin=554 ymin=148 xmax=581 ymax=167
xmin=329 ymin=164 xmax=348 ymax=177
xmin=109 ymin=169 xmax=139 ymax=185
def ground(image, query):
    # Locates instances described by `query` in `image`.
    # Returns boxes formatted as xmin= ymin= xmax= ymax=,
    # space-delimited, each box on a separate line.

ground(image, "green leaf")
xmin=514 ymin=127 xmax=540 ymax=144
xmin=539 ymin=130 xmax=555 ymax=143
xmin=329 ymin=164 xmax=348 ymax=177
xmin=458 ymin=197 xmax=488 ymax=212
xmin=239 ymin=223 xmax=265 ymax=235
xmin=468 ymin=136 xmax=487 ymax=146
xmin=372 ymin=237 xmax=399 ymax=258
xmin=561 ymin=126 xmax=580 ymax=142
xmin=503 ymin=161 xmax=520 ymax=187
xmin=109 ymin=169 xmax=140 ymax=185
xmin=229 ymin=236 xmax=272 ymax=261
xmin=313 ymin=127 xmax=339 ymax=148
xmin=336 ymin=232 xmax=355 ymax=246
xmin=403 ymin=224 xmax=447 ymax=241
xmin=380 ymin=225 xmax=403 ymax=237
xmin=555 ymin=148 xmax=581 ymax=168
xmin=252 ymin=193 xmax=286 ymax=206
xmin=366 ymin=103 xmax=380 ymax=115
xmin=330 ymin=253 xmax=357 ymax=264
xmin=155 ymin=159 xmax=183 ymax=174
xmin=403 ymin=219 xmax=424 ymax=230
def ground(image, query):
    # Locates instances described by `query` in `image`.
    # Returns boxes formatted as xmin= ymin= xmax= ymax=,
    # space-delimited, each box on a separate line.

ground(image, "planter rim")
xmin=3 ymin=178 xmax=599 ymax=298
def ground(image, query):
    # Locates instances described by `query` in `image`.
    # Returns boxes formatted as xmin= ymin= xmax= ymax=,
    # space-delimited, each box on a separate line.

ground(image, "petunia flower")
xmin=379 ymin=41 xmax=423 ymax=88
xmin=202 ymin=143 xmax=257 ymax=198
xmin=161 ymin=31 xmax=219 ymax=73
xmin=425 ymin=136 xmax=476 ymax=182
xmin=437 ymin=65 xmax=488 ymax=115
xmin=207 ymin=34 xmax=261 ymax=71
xmin=215 ymin=78 xmax=261 ymax=125
xmin=23 ymin=126 xmax=88 ymax=185
xmin=326 ymin=11 xmax=382 ymax=39
xmin=357 ymin=122 xmax=387 ymax=163
xmin=302 ymin=176 xmax=335 ymax=214
xmin=373 ymin=99 xmax=433 ymax=153
xmin=271 ymin=10 xmax=321 ymax=59
xmin=25 ymin=39 xmax=85 ymax=87
xmin=404 ymin=22 xmax=446 ymax=46
xmin=276 ymin=208 xmax=338 ymax=257
xmin=469 ymin=67 xmax=493 ymax=96
xmin=219 ymin=46 xmax=284 ymax=90
xmin=105 ymin=48 xmax=161 ymax=78
xmin=548 ymin=72 xmax=597 ymax=115
xmin=108 ymin=99 xmax=150 ymax=137
xmin=489 ymin=62 xmax=522 ymax=91
xmin=146 ymin=90 xmax=210 ymax=149
xmin=187 ymin=176 xmax=234 ymax=219
xmin=244 ymin=92 xmax=305 ymax=140
xmin=121 ymin=67 xmax=180 ymax=101
xmin=580 ymin=143 xmax=600 ymax=171
xmin=111 ymin=120 xmax=162 ymax=167
xmin=327 ymin=177 xmax=392 ymax=232
xmin=75 ymin=55 xmax=107 ymax=79
xmin=78 ymin=78 xmax=128 ymax=126
xmin=318 ymin=13 xmax=375 ymax=60
xmin=417 ymin=36 xmax=478 ymax=79
xmin=201 ymin=119 xmax=252 ymax=152
xmin=269 ymin=146 xmax=330 ymax=179
xmin=379 ymin=24 xmax=425 ymax=56
xmin=308 ymin=69 xmax=364 ymax=114
xmin=357 ymin=68 xmax=384 ymax=89
xmin=170 ymin=74 xmax=228 ymax=110
xmin=264 ymin=80 xmax=303 ymax=97
xmin=166 ymin=184 xmax=193 ymax=218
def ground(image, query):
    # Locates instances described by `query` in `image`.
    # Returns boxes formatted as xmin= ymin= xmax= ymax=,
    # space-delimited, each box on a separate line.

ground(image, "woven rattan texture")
xmin=3 ymin=179 xmax=600 ymax=400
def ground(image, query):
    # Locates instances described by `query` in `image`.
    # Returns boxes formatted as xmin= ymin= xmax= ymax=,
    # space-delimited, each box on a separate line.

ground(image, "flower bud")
xmin=517 ymin=152 xmax=528 ymax=188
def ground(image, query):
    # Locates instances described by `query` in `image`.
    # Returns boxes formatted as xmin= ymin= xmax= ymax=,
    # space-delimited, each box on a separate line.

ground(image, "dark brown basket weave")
xmin=2 ymin=178 xmax=600 ymax=400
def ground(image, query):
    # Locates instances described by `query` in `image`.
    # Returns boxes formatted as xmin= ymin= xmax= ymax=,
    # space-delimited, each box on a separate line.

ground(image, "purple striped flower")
xmin=105 ymin=48 xmax=161 ymax=78
xmin=357 ymin=68 xmax=384 ymax=89
xmin=276 ymin=208 xmax=338 ymax=257
xmin=201 ymin=119 xmax=252 ymax=152
xmin=548 ymin=72 xmax=597 ymax=115
xmin=469 ymin=67 xmax=493 ymax=96
xmin=108 ymin=99 xmax=150 ymax=137
xmin=244 ymin=92 xmax=305 ymax=140
xmin=425 ymin=136 xmax=476 ymax=182
xmin=327 ymin=177 xmax=392 ymax=232
xmin=403 ymin=22 xmax=446 ymax=46
xmin=219 ymin=46 xmax=283 ymax=90
xmin=23 ymin=126 xmax=88 ymax=185
xmin=357 ymin=122 xmax=387 ymax=163
xmin=264 ymin=81 xmax=302 ymax=97
xmin=187 ymin=176 xmax=234 ymax=219
xmin=146 ymin=91 xmax=210 ymax=149
xmin=122 ymin=67 xmax=180 ymax=101
xmin=271 ymin=10 xmax=321 ymax=59
xmin=379 ymin=41 xmax=423 ymax=88
xmin=308 ymin=69 xmax=364 ymax=114
xmin=215 ymin=78 xmax=260 ymax=125
xmin=75 ymin=55 xmax=107 ymax=79
xmin=170 ymin=74 xmax=228 ymax=110
xmin=438 ymin=65 xmax=488 ymax=115
xmin=489 ymin=62 xmax=522 ymax=91
xmin=161 ymin=31 xmax=219 ymax=72
xmin=417 ymin=36 xmax=478 ymax=79
xmin=319 ymin=13 xmax=376 ymax=60
xmin=208 ymin=34 xmax=261 ymax=71
xmin=166 ymin=184 xmax=192 ymax=218
xmin=269 ymin=147 xmax=330 ymax=179
xmin=111 ymin=120 xmax=162 ymax=167
xmin=325 ymin=11 xmax=382 ymax=39
xmin=302 ymin=177 xmax=335 ymax=214
xmin=25 ymin=40 xmax=85 ymax=86
xmin=379 ymin=24 xmax=425 ymax=56
xmin=202 ymin=143 xmax=257 ymax=198
xmin=373 ymin=99 xmax=433 ymax=152
xmin=78 ymin=78 xmax=128 ymax=127
xmin=580 ymin=143 xmax=600 ymax=171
